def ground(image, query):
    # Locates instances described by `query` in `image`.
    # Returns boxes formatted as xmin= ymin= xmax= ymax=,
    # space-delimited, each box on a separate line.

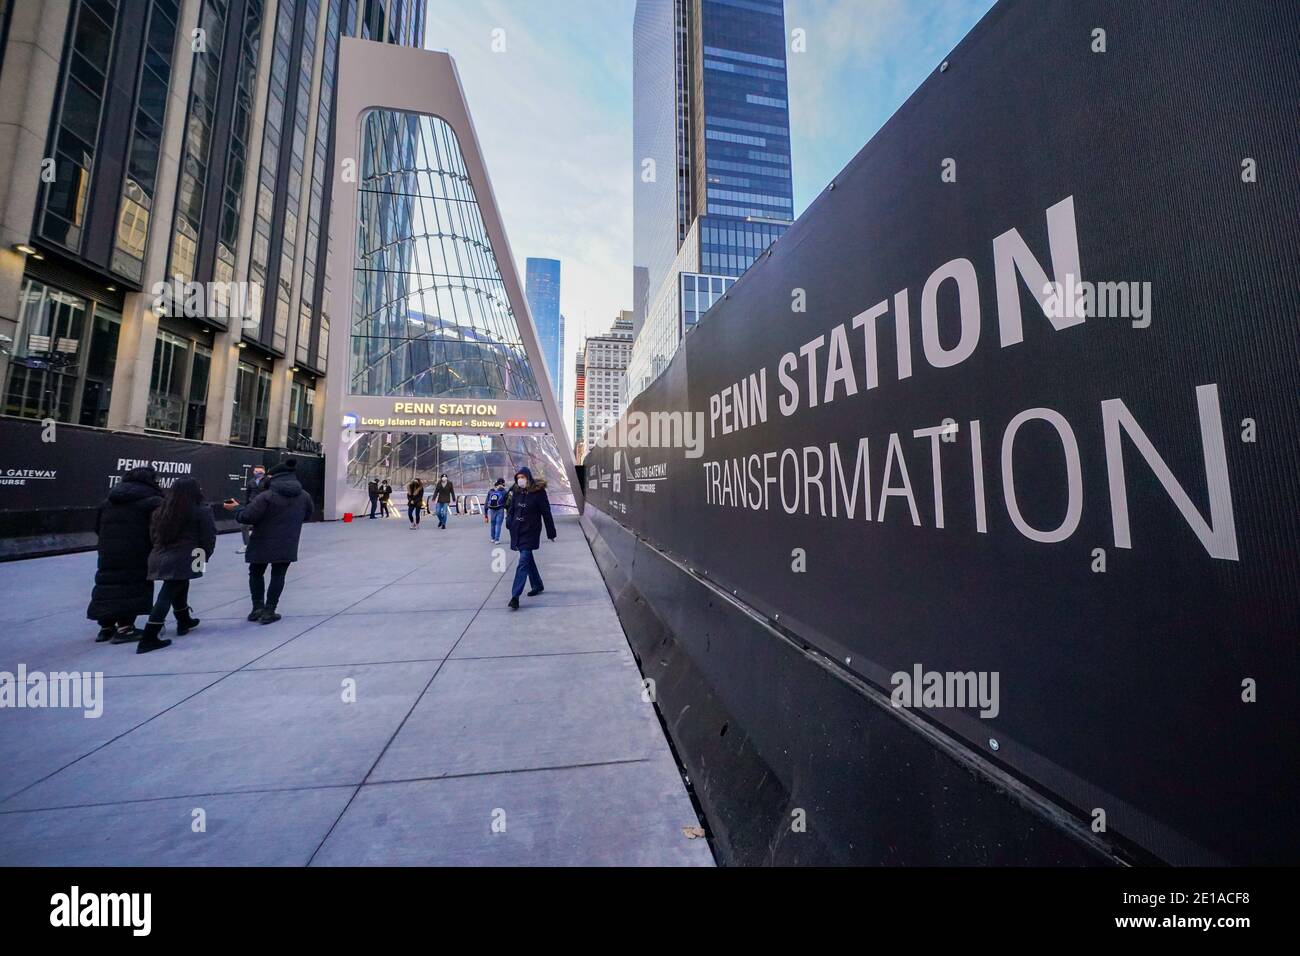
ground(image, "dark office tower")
xmin=629 ymin=0 xmax=793 ymax=398
xmin=525 ymin=257 xmax=564 ymax=406
xmin=0 ymin=0 xmax=425 ymax=458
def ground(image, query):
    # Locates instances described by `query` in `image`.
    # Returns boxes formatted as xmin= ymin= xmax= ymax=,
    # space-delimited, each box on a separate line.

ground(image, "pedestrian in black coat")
xmin=406 ymin=478 xmax=425 ymax=528
xmin=140 ymin=478 xmax=216 ymax=654
xmin=367 ymin=477 xmax=380 ymax=519
xmin=505 ymin=466 xmax=556 ymax=609
xmin=225 ymin=458 xmax=313 ymax=624
xmin=86 ymin=466 xmax=162 ymax=644
xmin=432 ymin=474 xmax=454 ymax=528
xmin=238 ymin=465 xmax=266 ymax=554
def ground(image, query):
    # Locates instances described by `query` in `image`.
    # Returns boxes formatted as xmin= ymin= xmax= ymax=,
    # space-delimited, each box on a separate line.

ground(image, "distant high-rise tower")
xmin=573 ymin=348 xmax=586 ymax=461
xmin=584 ymin=312 xmax=634 ymax=451
xmin=525 ymin=257 xmax=563 ymax=404
xmin=629 ymin=0 xmax=794 ymax=398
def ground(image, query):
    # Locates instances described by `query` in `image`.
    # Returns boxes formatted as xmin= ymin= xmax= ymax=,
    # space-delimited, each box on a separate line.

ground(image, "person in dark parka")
xmin=505 ymin=466 xmax=556 ymax=609
xmin=141 ymin=477 xmax=216 ymax=654
xmin=224 ymin=458 xmax=313 ymax=625
xmin=86 ymin=466 xmax=163 ymax=644
xmin=238 ymin=465 xmax=266 ymax=553
xmin=367 ymin=477 xmax=380 ymax=519
xmin=406 ymin=478 xmax=425 ymax=528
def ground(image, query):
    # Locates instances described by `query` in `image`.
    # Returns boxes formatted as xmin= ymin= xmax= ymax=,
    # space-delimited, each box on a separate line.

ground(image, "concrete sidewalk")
xmin=0 ymin=512 xmax=712 ymax=866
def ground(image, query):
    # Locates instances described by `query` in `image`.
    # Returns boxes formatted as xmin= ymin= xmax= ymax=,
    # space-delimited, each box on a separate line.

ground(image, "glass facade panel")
xmin=146 ymin=330 xmax=192 ymax=433
xmin=2 ymin=280 xmax=91 ymax=422
xmin=350 ymin=109 xmax=544 ymax=402
xmin=185 ymin=343 xmax=211 ymax=440
xmin=112 ymin=0 xmax=179 ymax=281
xmin=230 ymin=360 xmax=272 ymax=446
xmin=79 ymin=305 xmax=122 ymax=427
xmin=345 ymin=108 xmax=572 ymax=507
xmin=168 ymin=0 xmax=232 ymax=284
xmin=39 ymin=0 xmax=120 ymax=252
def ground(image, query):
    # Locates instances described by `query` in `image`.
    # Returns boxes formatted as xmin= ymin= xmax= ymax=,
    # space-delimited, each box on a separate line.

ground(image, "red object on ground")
xmin=343 ymin=513 xmax=353 ymax=522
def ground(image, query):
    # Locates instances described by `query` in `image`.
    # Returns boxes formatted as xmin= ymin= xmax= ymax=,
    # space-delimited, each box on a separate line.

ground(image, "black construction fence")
xmin=581 ymin=0 xmax=1299 ymax=865
xmin=0 ymin=415 xmax=325 ymax=560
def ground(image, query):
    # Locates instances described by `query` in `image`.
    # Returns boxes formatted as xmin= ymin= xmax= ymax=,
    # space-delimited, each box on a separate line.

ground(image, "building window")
xmin=167 ymin=0 xmax=234 ymax=285
xmin=185 ymin=344 xmax=212 ymax=440
xmin=79 ymin=305 xmax=122 ymax=427
xmin=2 ymin=279 xmax=91 ymax=422
xmin=38 ymin=0 xmax=120 ymax=252
xmin=288 ymin=380 xmax=315 ymax=448
xmin=231 ymin=360 xmax=272 ymax=447
xmin=146 ymin=330 xmax=192 ymax=433
xmin=112 ymin=0 xmax=180 ymax=281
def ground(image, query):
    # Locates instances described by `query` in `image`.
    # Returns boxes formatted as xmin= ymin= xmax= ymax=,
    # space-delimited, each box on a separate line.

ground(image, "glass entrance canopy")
xmin=344 ymin=108 xmax=574 ymax=510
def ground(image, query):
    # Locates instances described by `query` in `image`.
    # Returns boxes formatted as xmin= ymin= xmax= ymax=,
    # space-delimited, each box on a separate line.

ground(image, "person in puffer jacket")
xmin=504 ymin=466 xmax=556 ymax=610
xmin=86 ymin=466 xmax=163 ymax=644
xmin=224 ymin=458 xmax=314 ymax=625
xmin=141 ymin=477 xmax=217 ymax=654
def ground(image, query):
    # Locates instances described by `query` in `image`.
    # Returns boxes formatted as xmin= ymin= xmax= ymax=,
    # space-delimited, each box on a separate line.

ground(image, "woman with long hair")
xmin=406 ymin=477 xmax=425 ymax=529
xmin=140 ymin=477 xmax=217 ymax=654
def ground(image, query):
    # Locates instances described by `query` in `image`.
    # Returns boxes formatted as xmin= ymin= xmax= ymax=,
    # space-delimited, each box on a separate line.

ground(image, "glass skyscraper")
xmin=628 ymin=0 xmax=793 ymax=399
xmin=525 ymin=257 xmax=564 ymax=405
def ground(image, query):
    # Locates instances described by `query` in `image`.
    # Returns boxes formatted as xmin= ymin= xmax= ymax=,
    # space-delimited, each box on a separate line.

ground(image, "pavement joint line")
xmin=446 ymin=649 xmax=624 ymax=661
xmin=346 ymin=757 xmax=659 ymax=789
xmin=0 ymin=782 xmax=362 ymax=816
xmin=337 ymin=605 xmax=494 ymax=615
xmin=0 ymin=571 xmax=399 ymax=810
xmin=0 ymin=758 xmax=660 ymax=817
xmin=304 ymin=561 xmax=510 ymax=866
xmin=0 ymin=668 xmax=234 ymax=810
xmin=239 ymin=648 xmax=624 ymax=672
xmin=0 ymin=519 xmax=706 ymax=864
xmin=99 ymin=669 xmax=234 ymax=679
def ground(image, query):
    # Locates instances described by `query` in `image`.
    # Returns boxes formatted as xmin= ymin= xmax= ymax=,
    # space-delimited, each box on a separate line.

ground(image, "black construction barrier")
xmin=0 ymin=416 xmax=324 ymax=560
xmin=583 ymin=0 xmax=1299 ymax=865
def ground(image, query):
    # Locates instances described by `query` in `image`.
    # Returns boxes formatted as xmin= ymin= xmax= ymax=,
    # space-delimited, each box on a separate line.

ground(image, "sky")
xmin=422 ymin=0 xmax=998 ymax=428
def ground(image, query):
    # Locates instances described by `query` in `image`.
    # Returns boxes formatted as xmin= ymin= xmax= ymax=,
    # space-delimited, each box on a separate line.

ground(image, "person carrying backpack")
xmin=484 ymin=477 xmax=508 ymax=543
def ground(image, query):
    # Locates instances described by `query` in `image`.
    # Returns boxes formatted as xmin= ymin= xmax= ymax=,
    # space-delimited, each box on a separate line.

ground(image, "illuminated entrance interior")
xmin=340 ymin=107 xmax=575 ymax=512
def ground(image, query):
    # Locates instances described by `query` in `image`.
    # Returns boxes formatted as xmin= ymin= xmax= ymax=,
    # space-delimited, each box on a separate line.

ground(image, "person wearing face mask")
xmin=238 ymin=465 xmax=267 ymax=554
xmin=432 ymin=473 xmax=455 ymax=529
xmin=504 ymin=467 xmax=556 ymax=610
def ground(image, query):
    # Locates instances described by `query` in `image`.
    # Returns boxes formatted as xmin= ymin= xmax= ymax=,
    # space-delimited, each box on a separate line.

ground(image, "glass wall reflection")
xmin=345 ymin=108 xmax=573 ymax=511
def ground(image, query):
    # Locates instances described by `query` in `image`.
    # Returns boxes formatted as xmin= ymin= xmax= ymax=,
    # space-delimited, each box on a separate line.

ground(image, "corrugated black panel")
xmin=584 ymin=0 xmax=1300 ymax=864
